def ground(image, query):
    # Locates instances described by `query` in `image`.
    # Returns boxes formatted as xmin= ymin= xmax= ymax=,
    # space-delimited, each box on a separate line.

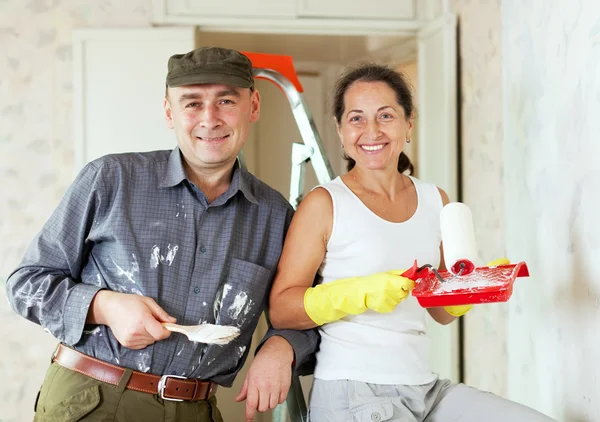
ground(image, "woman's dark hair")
xmin=332 ymin=63 xmax=415 ymax=174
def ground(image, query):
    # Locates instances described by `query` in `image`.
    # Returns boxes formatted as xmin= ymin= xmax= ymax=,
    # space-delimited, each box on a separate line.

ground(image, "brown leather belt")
xmin=52 ymin=344 xmax=217 ymax=402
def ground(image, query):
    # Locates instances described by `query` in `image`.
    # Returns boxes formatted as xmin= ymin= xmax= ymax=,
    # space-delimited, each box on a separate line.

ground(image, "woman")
xmin=268 ymin=64 xmax=555 ymax=421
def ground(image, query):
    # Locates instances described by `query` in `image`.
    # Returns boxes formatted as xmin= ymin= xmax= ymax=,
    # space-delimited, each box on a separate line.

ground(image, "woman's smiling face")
xmin=337 ymin=80 xmax=413 ymax=171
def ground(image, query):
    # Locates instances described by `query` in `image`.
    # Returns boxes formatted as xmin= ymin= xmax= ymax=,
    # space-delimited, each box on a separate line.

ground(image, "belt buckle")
xmin=158 ymin=375 xmax=187 ymax=402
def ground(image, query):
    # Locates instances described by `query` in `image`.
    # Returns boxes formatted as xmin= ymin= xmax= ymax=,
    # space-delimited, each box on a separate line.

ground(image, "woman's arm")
xmin=426 ymin=187 xmax=458 ymax=325
xmin=269 ymin=187 xmax=333 ymax=330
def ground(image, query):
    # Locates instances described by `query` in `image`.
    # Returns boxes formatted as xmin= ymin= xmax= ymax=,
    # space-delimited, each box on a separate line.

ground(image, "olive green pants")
xmin=34 ymin=363 xmax=224 ymax=422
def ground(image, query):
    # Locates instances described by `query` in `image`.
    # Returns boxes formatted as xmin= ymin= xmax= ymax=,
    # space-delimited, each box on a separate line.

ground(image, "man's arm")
xmin=256 ymin=325 xmax=318 ymax=370
xmin=6 ymin=161 xmax=175 ymax=349
xmin=6 ymin=162 xmax=106 ymax=345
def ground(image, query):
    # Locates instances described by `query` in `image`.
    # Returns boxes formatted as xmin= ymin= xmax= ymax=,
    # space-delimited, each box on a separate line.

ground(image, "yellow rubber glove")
xmin=444 ymin=258 xmax=510 ymax=317
xmin=444 ymin=304 xmax=473 ymax=317
xmin=303 ymin=271 xmax=414 ymax=326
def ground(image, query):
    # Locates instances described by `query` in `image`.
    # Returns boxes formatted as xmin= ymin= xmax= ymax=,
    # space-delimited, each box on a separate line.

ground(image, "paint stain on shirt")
xmin=137 ymin=351 xmax=151 ymax=373
xmin=112 ymin=254 xmax=139 ymax=284
xmin=228 ymin=291 xmax=249 ymax=319
xmin=150 ymin=244 xmax=179 ymax=268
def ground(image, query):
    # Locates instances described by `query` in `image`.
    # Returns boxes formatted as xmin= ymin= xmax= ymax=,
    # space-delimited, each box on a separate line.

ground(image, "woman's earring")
xmin=341 ymin=143 xmax=344 ymax=149
xmin=406 ymin=137 xmax=411 ymax=144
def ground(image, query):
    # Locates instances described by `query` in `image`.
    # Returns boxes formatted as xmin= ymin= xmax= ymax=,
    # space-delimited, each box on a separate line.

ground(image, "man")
xmin=6 ymin=46 xmax=317 ymax=422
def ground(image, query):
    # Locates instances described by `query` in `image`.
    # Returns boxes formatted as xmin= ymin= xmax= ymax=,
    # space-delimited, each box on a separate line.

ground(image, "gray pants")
xmin=308 ymin=378 xmax=556 ymax=422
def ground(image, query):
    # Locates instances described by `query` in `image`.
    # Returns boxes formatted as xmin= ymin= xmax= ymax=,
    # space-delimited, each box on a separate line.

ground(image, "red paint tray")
xmin=404 ymin=262 xmax=529 ymax=308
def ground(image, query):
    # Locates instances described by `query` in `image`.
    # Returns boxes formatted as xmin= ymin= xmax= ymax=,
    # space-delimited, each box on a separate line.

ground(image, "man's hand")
xmin=235 ymin=336 xmax=293 ymax=422
xmin=87 ymin=290 xmax=176 ymax=349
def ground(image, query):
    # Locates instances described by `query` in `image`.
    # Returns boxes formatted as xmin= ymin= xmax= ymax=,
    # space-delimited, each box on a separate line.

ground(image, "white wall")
xmin=450 ymin=0 xmax=509 ymax=395
xmin=454 ymin=2 xmax=600 ymax=420
xmin=0 ymin=2 xmax=153 ymax=421
xmin=396 ymin=61 xmax=418 ymax=170
xmin=503 ymin=1 xmax=600 ymax=420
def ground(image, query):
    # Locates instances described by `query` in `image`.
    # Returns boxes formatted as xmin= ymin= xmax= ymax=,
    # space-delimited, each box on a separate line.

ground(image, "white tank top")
xmin=313 ymin=175 xmax=443 ymax=385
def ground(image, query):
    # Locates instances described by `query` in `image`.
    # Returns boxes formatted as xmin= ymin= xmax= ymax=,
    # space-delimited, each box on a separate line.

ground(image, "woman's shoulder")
xmin=315 ymin=176 xmax=345 ymax=191
xmin=408 ymin=176 xmax=449 ymax=208
xmin=300 ymin=183 xmax=336 ymax=213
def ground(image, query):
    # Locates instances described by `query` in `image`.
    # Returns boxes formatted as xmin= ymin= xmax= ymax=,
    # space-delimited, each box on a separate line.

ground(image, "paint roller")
xmin=401 ymin=202 xmax=481 ymax=281
xmin=402 ymin=202 xmax=481 ymax=283
xmin=440 ymin=202 xmax=481 ymax=276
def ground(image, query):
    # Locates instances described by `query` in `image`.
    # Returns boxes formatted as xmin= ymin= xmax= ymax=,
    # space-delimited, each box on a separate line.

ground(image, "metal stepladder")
xmin=240 ymin=52 xmax=336 ymax=422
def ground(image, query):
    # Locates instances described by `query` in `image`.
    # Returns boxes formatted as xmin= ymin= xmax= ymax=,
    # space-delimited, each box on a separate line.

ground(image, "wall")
xmin=0 ymin=2 xmax=153 ymax=421
xmin=503 ymin=1 xmax=600 ymax=420
xmin=450 ymin=0 xmax=508 ymax=395
xmin=396 ymin=61 xmax=418 ymax=171
xmin=453 ymin=0 xmax=600 ymax=420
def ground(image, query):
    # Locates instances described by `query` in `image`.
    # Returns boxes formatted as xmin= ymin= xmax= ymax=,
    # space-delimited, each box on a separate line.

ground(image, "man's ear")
xmin=164 ymin=97 xmax=174 ymax=129
xmin=250 ymin=89 xmax=260 ymax=123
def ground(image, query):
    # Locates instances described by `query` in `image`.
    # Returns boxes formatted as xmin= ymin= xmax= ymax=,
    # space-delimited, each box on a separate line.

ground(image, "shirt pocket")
xmin=215 ymin=258 xmax=272 ymax=327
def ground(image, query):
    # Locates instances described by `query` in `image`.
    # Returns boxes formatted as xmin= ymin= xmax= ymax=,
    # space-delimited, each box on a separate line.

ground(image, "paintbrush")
xmin=162 ymin=322 xmax=240 ymax=345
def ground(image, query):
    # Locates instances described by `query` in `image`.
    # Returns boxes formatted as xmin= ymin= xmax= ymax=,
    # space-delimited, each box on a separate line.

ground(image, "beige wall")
xmin=0 ymin=2 xmax=153 ymax=421
xmin=453 ymin=1 xmax=600 ymax=420
xmin=502 ymin=1 xmax=600 ymax=420
xmin=396 ymin=61 xmax=419 ymax=174
xmin=450 ymin=0 xmax=508 ymax=395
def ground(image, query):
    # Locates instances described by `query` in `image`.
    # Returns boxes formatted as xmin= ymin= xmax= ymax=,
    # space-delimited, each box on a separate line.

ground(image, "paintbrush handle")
xmin=161 ymin=322 xmax=188 ymax=336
